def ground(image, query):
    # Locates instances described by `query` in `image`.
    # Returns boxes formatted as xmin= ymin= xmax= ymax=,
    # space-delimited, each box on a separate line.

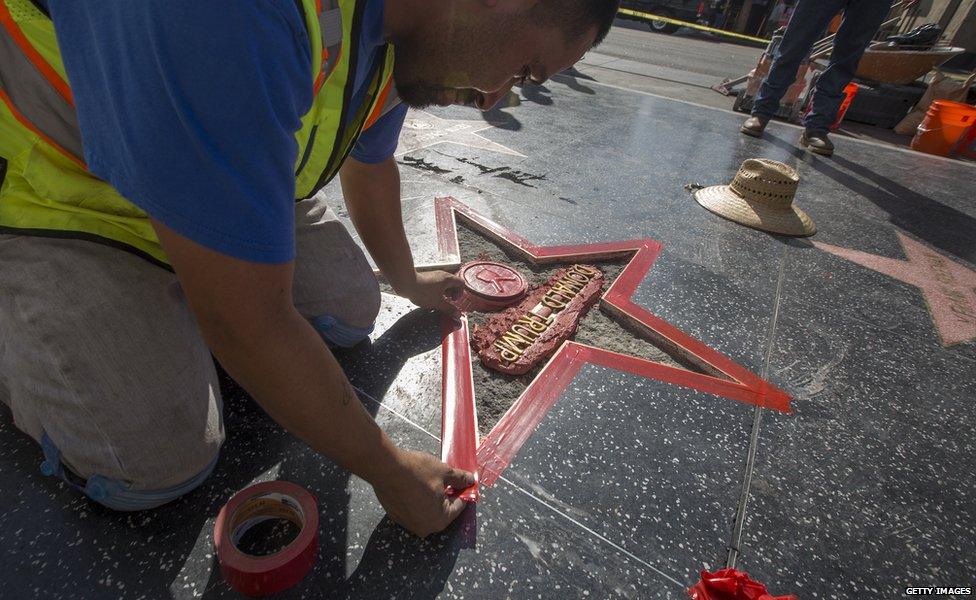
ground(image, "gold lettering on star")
xmin=492 ymin=265 xmax=598 ymax=363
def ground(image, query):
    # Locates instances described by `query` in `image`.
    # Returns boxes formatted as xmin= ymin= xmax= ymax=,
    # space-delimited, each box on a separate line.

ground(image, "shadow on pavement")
xmin=553 ymin=66 xmax=597 ymax=95
xmin=480 ymin=90 xmax=522 ymax=131
xmin=0 ymin=305 xmax=462 ymax=599
xmin=764 ymin=134 xmax=976 ymax=264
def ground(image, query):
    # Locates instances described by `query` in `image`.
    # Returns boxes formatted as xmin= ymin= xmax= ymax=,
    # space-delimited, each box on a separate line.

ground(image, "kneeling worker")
xmin=0 ymin=0 xmax=617 ymax=535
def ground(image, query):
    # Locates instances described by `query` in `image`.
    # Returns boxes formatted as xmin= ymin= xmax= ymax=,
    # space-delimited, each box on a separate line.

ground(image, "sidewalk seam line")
xmin=358 ymin=384 xmax=685 ymax=589
xmin=579 ymin=63 xmax=716 ymax=90
xmin=500 ymin=474 xmax=687 ymax=588
xmin=725 ymin=244 xmax=786 ymax=569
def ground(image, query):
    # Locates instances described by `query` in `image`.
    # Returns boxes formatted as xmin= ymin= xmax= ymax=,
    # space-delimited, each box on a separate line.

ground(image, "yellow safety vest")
xmin=0 ymin=0 xmax=397 ymax=268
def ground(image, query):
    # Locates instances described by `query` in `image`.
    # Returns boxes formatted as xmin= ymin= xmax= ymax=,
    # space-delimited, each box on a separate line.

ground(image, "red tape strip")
xmin=214 ymin=481 xmax=318 ymax=597
xmin=440 ymin=315 xmax=480 ymax=502
xmin=433 ymin=196 xmax=792 ymax=495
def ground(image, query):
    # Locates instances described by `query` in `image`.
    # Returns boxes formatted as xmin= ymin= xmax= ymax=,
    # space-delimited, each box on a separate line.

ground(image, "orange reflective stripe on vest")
xmin=0 ymin=0 xmax=396 ymax=267
xmin=0 ymin=1 xmax=84 ymax=163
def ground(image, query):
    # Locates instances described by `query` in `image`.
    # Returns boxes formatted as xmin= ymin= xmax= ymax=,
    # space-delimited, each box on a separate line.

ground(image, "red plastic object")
xmin=912 ymin=100 xmax=976 ymax=157
xmin=440 ymin=315 xmax=480 ymax=502
xmin=214 ymin=481 xmax=318 ymax=597
xmin=451 ymin=261 xmax=528 ymax=313
xmin=830 ymin=82 xmax=859 ymax=130
xmin=688 ymin=568 xmax=797 ymax=600
xmin=449 ymin=288 xmax=517 ymax=313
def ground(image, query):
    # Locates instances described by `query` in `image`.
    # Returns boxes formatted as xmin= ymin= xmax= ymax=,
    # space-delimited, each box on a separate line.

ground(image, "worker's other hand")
xmin=373 ymin=449 xmax=475 ymax=538
xmin=400 ymin=270 xmax=463 ymax=316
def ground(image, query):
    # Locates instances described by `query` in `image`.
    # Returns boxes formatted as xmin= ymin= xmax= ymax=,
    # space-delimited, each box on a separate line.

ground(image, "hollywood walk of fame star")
xmin=396 ymin=110 xmax=525 ymax=158
xmin=428 ymin=197 xmax=791 ymax=500
xmin=815 ymin=232 xmax=976 ymax=346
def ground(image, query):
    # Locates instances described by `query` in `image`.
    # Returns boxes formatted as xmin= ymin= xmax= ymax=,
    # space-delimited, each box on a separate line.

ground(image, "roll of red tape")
xmin=214 ymin=481 xmax=318 ymax=597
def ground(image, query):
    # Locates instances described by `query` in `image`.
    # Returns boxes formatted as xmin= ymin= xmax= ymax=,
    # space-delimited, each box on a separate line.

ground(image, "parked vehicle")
xmin=619 ymin=0 xmax=722 ymax=34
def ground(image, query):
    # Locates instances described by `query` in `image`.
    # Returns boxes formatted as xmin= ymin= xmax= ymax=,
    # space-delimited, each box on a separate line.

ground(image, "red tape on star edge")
xmin=688 ymin=568 xmax=797 ymax=600
xmin=440 ymin=314 xmax=480 ymax=502
xmin=432 ymin=197 xmax=791 ymax=493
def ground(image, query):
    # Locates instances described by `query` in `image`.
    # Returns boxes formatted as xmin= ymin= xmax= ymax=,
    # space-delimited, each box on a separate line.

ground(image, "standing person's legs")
xmin=803 ymin=0 xmax=891 ymax=133
xmin=0 ymin=235 xmax=224 ymax=511
xmin=751 ymin=0 xmax=843 ymax=119
xmin=292 ymin=190 xmax=381 ymax=348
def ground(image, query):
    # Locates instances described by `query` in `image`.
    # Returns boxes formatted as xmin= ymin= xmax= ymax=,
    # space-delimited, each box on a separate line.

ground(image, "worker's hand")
xmin=372 ymin=449 xmax=475 ymax=538
xmin=400 ymin=270 xmax=464 ymax=316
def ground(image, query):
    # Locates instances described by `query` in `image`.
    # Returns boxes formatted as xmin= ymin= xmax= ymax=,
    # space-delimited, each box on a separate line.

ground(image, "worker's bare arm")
xmin=339 ymin=156 xmax=462 ymax=314
xmin=150 ymin=218 xmax=473 ymax=537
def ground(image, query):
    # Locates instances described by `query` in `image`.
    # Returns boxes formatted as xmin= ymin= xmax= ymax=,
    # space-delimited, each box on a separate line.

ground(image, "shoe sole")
xmin=800 ymin=138 xmax=834 ymax=157
xmin=740 ymin=126 xmax=764 ymax=138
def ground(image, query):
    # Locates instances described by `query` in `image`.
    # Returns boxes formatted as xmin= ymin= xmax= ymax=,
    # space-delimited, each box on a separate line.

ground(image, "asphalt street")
xmin=598 ymin=19 xmax=762 ymax=81
xmin=573 ymin=18 xmax=763 ymax=109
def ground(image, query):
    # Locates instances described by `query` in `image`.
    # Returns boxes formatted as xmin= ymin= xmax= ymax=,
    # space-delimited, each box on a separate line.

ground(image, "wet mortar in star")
xmin=455 ymin=224 xmax=695 ymax=435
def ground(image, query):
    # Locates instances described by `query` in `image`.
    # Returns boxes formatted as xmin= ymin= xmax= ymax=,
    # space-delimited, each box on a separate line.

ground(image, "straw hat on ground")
xmin=693 ymin=159 xmax=816 ymax=237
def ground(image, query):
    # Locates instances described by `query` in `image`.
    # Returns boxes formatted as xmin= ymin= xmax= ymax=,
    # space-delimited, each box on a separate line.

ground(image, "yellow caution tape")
xmin=617 ymin=7 xmax=770 ymax=44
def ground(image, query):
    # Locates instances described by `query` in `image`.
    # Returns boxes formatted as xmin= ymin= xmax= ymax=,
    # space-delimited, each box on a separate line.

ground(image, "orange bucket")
xmin=911 ymin=100 xmax=976 ymax=157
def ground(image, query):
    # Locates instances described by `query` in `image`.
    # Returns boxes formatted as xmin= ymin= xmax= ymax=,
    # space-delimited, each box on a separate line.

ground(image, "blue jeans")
xmin=752 ymin=0 xmax=891 ymax=132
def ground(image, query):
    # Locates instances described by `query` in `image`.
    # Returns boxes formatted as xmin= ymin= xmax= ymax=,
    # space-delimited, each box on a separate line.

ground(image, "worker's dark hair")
xmin=532 ymin=0 xmax=620 ymax=46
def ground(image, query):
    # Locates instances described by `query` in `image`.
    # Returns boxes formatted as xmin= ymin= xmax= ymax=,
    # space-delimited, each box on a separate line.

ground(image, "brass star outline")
xmin=429 ymin=197 xmax=791 ymax=500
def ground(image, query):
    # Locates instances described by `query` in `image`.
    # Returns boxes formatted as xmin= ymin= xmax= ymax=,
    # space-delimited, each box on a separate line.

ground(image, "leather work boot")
xmin=800 ymin=130 xmax=835 ymax=157
xmin=740 ymin=115 xmax=769 ymax=137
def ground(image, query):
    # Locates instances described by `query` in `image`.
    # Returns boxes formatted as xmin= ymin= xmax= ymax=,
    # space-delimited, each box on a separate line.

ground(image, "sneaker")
xmin=740 ymin=115 xmax=769 ymax=137
xmin=800 ymin=130 xmax=834 ymax=156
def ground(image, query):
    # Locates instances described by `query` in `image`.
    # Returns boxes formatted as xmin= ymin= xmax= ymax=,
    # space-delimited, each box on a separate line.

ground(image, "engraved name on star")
xmin=396 ymin=110 xmax=525 ymax=158
xmin=815 ymin=231 xmax=976 ymax=345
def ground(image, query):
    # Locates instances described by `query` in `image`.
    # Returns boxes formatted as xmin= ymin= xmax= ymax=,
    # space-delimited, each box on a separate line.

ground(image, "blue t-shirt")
xmin=45 ymin=0 xmax=407 ymax=263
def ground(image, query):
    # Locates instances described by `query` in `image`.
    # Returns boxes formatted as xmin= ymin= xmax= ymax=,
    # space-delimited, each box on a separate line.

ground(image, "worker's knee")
xmin=29 ymin=362 xmax=225 ymax=510
xmin=39 ymin=431 xmax=221 ymax=511
xmin=34 ymin=381 xmax=224 ymax=511
xmin=0 ymin=233 xmax=226 ymax=510
xmin=293 ymin=194 xmax=382 ymax=338
xmin=303 ymin=260 xmax=380 ymax=347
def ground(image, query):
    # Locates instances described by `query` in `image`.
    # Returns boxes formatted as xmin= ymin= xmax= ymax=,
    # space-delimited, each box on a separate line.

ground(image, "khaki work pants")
xmin=0 ymin=191 xmax=379 ymax=507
